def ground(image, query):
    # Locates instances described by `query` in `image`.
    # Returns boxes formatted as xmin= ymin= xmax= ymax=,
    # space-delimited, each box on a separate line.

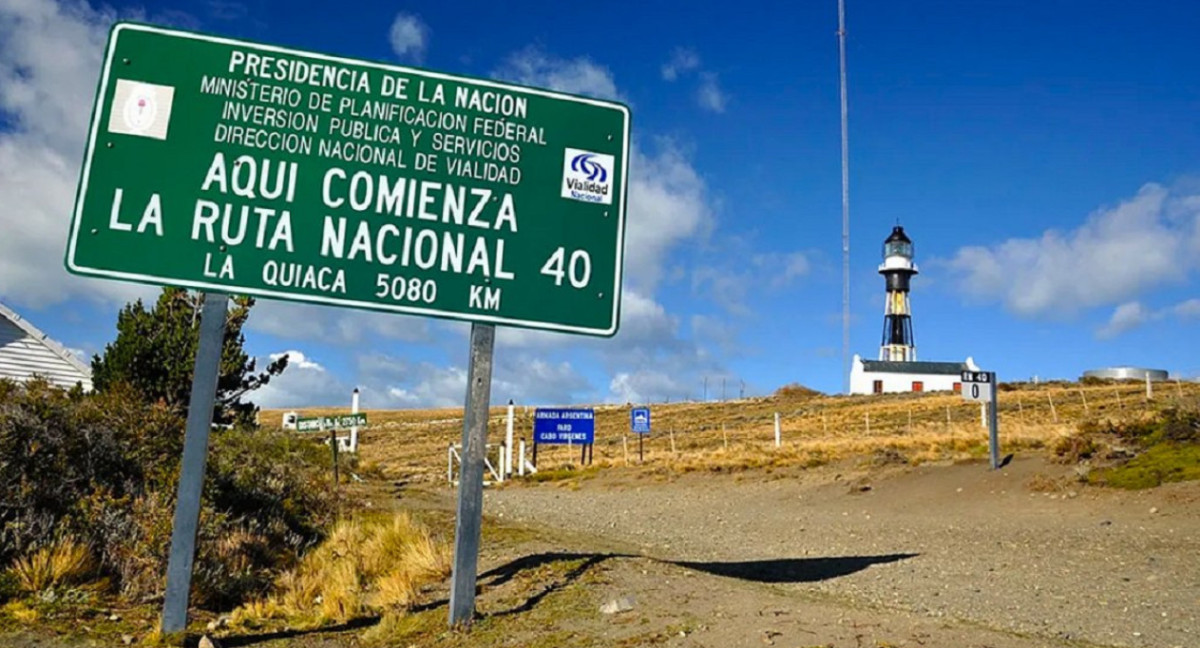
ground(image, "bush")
xmin=0 ymin=379 xmax=334 ymax=609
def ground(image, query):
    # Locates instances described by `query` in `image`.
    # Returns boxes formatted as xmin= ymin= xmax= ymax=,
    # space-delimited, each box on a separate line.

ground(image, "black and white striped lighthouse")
xmin=878 ymin=226 xmax=917 ymax=361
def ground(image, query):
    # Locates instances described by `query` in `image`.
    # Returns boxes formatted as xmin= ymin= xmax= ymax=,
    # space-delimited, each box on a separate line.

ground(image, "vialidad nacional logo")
xmin=561 ymin=147 xmax=614 ymax=204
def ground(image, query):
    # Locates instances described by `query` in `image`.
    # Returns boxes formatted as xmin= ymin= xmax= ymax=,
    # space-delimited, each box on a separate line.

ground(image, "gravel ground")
xmin=484 ymin=456 xmax=1200 ymax=648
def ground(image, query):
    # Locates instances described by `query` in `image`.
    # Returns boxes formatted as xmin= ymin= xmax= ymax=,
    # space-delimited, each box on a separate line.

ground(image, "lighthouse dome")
xmin=883 ymin=226 xmax=913 ymax=259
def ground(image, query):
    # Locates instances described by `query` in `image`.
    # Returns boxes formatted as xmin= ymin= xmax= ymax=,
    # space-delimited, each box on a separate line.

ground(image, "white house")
xmin=850 ymin=354 xmax=979 ymax=395
xmin=0 ymin=302 xmax=93 ymax=391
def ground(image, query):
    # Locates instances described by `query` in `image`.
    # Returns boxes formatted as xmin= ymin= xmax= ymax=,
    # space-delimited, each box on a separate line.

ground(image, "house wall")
xmin=0 ymin=317 xmax=93 ymax=390
xmin=850 ymin=370 xmax=960 ymax=395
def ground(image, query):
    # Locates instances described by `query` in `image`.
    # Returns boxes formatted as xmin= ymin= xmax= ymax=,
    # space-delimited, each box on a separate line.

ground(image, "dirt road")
xmin=484 ymin=456 xmax=1199 ymax=648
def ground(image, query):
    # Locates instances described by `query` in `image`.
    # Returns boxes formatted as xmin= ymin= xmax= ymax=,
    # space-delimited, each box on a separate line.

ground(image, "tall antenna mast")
xmin=837 ymin=0 xmax=851 ymax=393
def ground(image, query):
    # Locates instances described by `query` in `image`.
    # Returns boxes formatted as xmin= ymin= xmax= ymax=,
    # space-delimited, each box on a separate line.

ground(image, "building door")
xmin=912 ymin=381 xmax=924 ymax=392
xmin=873 ymin=380 xmax=883 ymax=394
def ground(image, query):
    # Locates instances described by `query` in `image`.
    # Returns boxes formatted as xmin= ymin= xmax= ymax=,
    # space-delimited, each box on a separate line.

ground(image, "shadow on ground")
xmin=671 ymin=553 xmax=918 ymax=583
xmin=217 ymin=551 xmax=916 ymax=644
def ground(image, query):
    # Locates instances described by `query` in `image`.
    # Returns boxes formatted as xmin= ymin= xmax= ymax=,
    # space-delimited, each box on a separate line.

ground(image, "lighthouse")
xmin=848 ymin=226 xmax=978 ymax=395
xmin=878 ymin=226 xmax=917 ymax=362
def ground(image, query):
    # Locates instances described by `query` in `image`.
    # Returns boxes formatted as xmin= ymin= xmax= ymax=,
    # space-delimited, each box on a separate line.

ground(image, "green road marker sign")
xmin=67 ymin=22 xmax=631 ymax=336
xmin=296 ymin=412 xmax=368 ymax=431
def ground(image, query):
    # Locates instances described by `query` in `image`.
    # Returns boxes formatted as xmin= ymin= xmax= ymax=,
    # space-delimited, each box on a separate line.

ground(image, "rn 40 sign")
xmin=66 ymin=23 xmax=631 ymax=336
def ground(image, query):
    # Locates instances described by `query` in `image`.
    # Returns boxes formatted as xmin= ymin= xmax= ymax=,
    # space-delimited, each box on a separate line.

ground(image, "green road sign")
xmin=296 ymin=413 xmax=367 ymax=432
xmin=66 ymin=23 xmax=630 ymax=336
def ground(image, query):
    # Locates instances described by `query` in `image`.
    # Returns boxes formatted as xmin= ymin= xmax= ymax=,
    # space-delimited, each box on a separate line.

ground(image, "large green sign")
xmin=66 ymin=23 xmax=630 ymax=336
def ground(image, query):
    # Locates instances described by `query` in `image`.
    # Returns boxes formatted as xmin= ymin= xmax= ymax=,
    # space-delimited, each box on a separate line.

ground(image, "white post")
xmin=1078 ymin=387 xmax=1089 ymax=413
xmin=1146 ymin=373 xmax=1153 ymax=400
xmin=504 ymin=400 xmax=515 ymax=477
xmin=518 ymin=439 xmax=526 ymax=477
xmin=447 ymin=443 xmax=454 ymax=484
xmin=623 ymin=435 xmax=629 ymax=465
xmin=774 ymin=412 xmax=781 ymax=447
xmin=980 ymin=402 xmax=986 ymax=428
xmin=722 ymin=423 xmax=728 ymax=449
xmin=349 ymin=388 xmax=360 ymax=453
xmin=1047 ymin=392 xmax=1059 ymax=423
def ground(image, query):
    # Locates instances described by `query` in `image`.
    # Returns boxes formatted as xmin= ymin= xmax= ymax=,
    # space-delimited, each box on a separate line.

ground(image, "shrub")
xmin=0 ymin=379 xmax=334 ymax=609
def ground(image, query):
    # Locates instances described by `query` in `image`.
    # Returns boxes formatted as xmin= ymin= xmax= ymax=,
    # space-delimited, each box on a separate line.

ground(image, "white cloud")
xmin=946 ymin=183 xmax=1200 ymax=317
xmin=253 ymin=350 xmax=348 ymax=409
xmin=661 ymin=47 xmax=700 ymax=81
xmin=1096 ymin=302 xmax=1151 ymax=339
xmin=1171 ymin=298 xmax=1200 ymax=319
xmin=388 ymin=12 xmax=429 ymax=63
xmin=1096 ymin=297 xmax=1200 ymax=338
xmin=660 ymin=48 xmax=727 ymax=113
xmin=271 ymin=349 xmax=324 ymax=371
xmin=0 ymin=0 xmax=158 ymax=310
xmin=493 ymin=48 xmax=620 ymax=100
xmin=692 ymin=250 xmax=811 ymax=315
xmin=248 ymin=300 xmax=433 ymax=346
xmin=624 ymin=141 xmax=715 ymax=291
xmin=696 ymin=72 xmax=727 ymax=113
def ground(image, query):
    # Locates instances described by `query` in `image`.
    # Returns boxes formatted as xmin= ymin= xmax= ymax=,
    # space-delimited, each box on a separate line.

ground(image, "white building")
xmin=851 ymin=354 xmax=979 ymax=395
xmin=849 ymin=355 xmax=979 ymax=396
xmin=0 ymin=301 xmax=93 ymax=391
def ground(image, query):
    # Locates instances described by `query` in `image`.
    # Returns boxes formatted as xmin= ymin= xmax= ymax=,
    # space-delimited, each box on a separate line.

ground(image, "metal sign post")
xmin=448 ymin=323 xmax=495 ymax=627
xmin=961 ymin=370 xmax=999 ymax=470
xmin=161 ymin=292 xmax=228 ymax=635
xmin=630 ymin=406 xmax=650 ymax=463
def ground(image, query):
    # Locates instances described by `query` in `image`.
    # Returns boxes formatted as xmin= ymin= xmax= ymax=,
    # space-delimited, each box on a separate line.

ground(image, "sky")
xmin=1 ymin=0 xmax=1198 ymax=410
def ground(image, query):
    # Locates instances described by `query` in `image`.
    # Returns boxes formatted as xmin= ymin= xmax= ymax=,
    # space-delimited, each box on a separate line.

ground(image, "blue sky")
xmin=1 ymin=0 xmax=1198 ymax=409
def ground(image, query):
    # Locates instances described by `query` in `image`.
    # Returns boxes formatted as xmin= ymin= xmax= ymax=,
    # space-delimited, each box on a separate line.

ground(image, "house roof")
xmin=860 ymin=360 xmax=967 ymax=375
xmin=0 ymin=301 xmax=93 ymax=384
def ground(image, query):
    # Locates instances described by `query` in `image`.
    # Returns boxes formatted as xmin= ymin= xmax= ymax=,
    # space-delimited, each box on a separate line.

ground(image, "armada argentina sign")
xmin=66 ymin=23 xmax=631 ymax=336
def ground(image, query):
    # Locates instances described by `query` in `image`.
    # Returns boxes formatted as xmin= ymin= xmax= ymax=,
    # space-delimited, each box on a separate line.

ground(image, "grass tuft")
xmin=230 ymin=512 xmax=450 ymax=629
xmin=8 ymin=537 xmax=97 ymax=594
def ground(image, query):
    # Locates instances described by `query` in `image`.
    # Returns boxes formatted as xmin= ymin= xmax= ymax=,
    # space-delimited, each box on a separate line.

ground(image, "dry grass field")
xmin=265 ymin=379 xmax=1200 ymax=483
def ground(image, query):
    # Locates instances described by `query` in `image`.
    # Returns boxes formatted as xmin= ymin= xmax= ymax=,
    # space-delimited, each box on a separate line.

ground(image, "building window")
xmin=953 ymin=382 xmax=962 ymax=393
xmin=912 ymin=381 xmax=924 ymax=392
xmin=873 ymin=380 xmax=883 ymax=394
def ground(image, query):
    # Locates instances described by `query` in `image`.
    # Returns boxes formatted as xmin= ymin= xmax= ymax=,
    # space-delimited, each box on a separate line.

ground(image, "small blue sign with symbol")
xmin=630 ymin=407 xmax=651 ymax=434
xmin=534 ymin=408 xmax=595 ymax=444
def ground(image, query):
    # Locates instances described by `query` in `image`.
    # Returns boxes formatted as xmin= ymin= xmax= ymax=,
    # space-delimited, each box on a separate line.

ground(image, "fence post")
xmin=623 ymin=435 xmax=629 ymax=465
xmin=669 ymin=428 xmax=676 ymax=454
xmin=722 ymin=423 xmax=728 ymax=449
xmin=350 ymin=388 xmax=361 ymax=453
xmin=1146 ymin=373 xmax=1153 ymax=401
xmin=774 ymin=413 xmax=781 ymax=448
xmin=518 ymin=439 xmax=527 ymax=477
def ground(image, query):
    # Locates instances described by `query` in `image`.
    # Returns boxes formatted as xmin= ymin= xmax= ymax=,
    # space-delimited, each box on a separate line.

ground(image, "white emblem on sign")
xmin=107 ymin=79 xmax=175 ymax=140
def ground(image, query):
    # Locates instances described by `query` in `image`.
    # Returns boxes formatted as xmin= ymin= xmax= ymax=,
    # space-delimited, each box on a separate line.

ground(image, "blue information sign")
xmin=534 ymin=408 xmax=595 ymax=444
xmin=630 ymin=407 xmax=651 ymax=434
